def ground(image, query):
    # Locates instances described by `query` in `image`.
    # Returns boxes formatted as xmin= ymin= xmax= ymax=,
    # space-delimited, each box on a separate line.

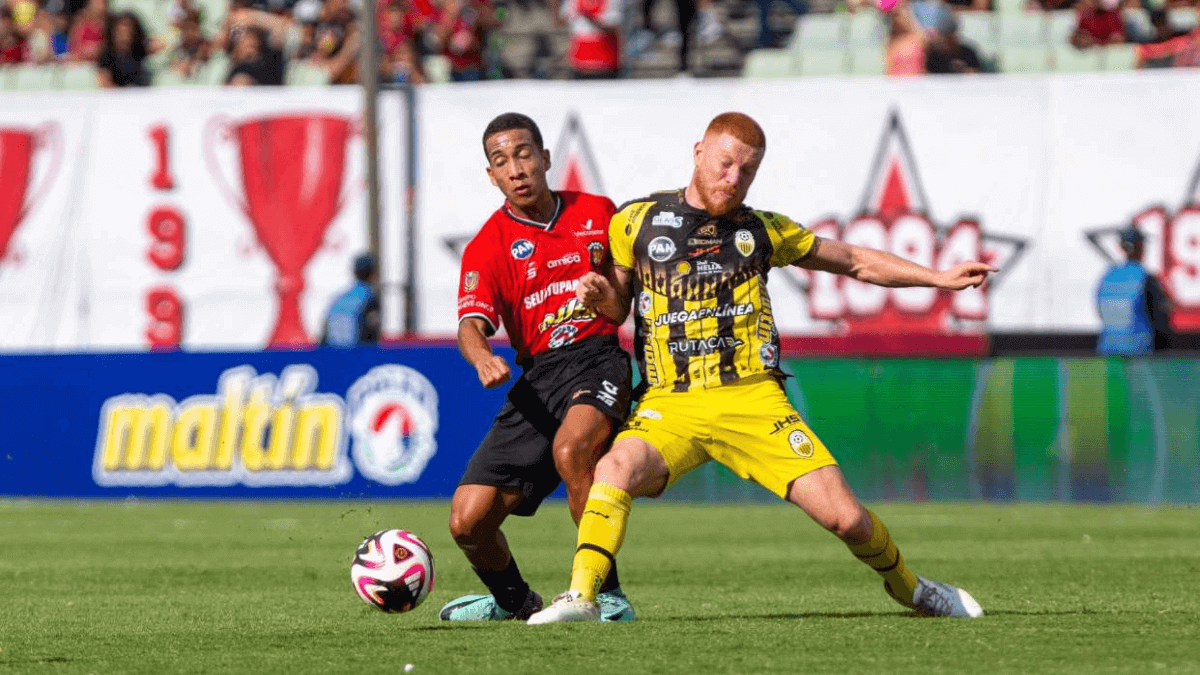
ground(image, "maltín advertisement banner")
xmin=0 ymin=347 xmax=506 ymax=498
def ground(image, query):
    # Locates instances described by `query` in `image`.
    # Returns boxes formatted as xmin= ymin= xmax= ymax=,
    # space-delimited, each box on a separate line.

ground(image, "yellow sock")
xmin=848 ymin=510 xmax=920 ymax=608
xmin=568 ymin=482 xmax=631 ymax=602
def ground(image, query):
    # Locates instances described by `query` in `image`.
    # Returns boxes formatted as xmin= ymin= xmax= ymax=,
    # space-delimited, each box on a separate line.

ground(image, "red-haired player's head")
xmin=482 ymin=112 xmax=556 ymax=222
xmin=686 ymin=112 xmax=766 ymax=218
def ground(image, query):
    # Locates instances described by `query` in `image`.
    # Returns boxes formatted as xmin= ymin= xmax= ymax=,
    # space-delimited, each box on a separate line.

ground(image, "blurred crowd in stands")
xmin=0 ymin=0 xmax=1195 ymax=86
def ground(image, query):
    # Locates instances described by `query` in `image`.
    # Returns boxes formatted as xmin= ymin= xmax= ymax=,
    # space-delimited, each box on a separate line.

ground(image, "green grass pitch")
xmin=1 ymin=500 xmax=1198 ymax=674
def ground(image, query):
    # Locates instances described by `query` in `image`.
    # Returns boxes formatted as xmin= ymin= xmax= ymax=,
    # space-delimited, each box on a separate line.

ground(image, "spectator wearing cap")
xmin=1096 ymin=227 xmax=1173 ymax=356
xmin=321 ymin=253 xmax=382 ymax=348
xmin=923 ymin=6 xmax=982 ymax=74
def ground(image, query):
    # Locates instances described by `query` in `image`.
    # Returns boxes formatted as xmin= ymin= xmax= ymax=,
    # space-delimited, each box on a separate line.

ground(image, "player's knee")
xmin=448 ymin=509 xmax=489 ymax=548
xmin=827 ymin=508 xmax=871 ymax=543
xmin=552 ymin=438 xmax=594 ymax=476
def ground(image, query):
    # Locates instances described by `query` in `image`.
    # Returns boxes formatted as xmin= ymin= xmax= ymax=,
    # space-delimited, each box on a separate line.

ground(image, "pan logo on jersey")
xmin=511 ymin=239 xmax=535 ymax=260
xmin=347 ymin=365 xmax=439 ymax=486
xmin=549 ymin=324 xmax=578 ymax=348
xmin=93 ymin=365 xmax=354 ymax=488
xmin=652 ymin=211 xmax=683 ymax=228
xmin=648 ymin=236 xmax=676 ymax=262
xmin=788 ymin=429 xmax=815 ymax=459
xmin=588 ymin=241 xmax=605 ymax=267
xmin=734 ymin=230 xmax=755 ymax=257
xmin=539 ymin=296 xmax=597 ymax=331
xmin=463 ymin=271 xmax=479 ymax=292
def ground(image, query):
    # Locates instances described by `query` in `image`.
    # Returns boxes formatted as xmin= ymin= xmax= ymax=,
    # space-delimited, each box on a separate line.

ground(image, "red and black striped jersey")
xmin=458 ymin=191 xmax=619 ymax=364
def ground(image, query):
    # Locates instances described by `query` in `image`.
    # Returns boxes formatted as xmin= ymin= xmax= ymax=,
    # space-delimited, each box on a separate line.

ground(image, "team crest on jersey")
xmin=759 ymin=343 xmax=778 ymax=368
xmin=788 ymin=429 xmax=814 ymax=459
xmin=735 ymin=230 xmax=755 ymax=257
xmin=549 ymin=324 xmax=578 ymax=348
xmin=463 ymin=271 xmax=479 ymax=292
xmin=511 ymin=239 xmax=535 ymax=260
xmin=648 ymin=236 xmax=676 ymax=262
xmin=347 ymin=365 xmax=439 ymax=486
xmin=587 ymin=242 xmax=605 ymax=267
xmin=652 ymin=212 xmax=683 ymax=228
xmin=676 ymin=261 xmax=691 ymax=275
xmin=639 ymin=291 xmax=652 ymax=315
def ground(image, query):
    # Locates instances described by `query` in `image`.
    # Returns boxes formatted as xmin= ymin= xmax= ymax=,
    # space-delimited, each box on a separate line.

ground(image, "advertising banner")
xmin=0 ymin=88 xmax=409 ymax=351
xmin=0 ymin=347 xmax=504 ymax=498
xmin=416 ymin=71 xmax=1200 ymax=349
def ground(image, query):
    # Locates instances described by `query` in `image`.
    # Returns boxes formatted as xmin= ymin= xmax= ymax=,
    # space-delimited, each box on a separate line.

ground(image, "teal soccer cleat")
xmin=596 ymin=586 xmax=636 ymax=622
xmin=438 ymin=590 xmax=543 ymax=621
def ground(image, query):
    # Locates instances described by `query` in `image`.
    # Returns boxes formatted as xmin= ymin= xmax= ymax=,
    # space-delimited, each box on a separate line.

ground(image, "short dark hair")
xmin=482 ymin=113 xmax=544 ymax=156
xmin=353 ymin=253 xmax=377 ymax=282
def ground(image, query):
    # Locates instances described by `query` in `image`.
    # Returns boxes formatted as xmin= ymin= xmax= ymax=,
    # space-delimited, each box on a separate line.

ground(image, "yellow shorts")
xmin=616 ymin=374 xmax=837 ymax=498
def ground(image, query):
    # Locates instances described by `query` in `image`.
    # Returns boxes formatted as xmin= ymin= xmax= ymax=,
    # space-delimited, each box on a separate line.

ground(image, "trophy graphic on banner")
xmin=0 ymin=122 xmax=62 ymax=268
xmin=205 ymin=113 xmax=360 ymax=348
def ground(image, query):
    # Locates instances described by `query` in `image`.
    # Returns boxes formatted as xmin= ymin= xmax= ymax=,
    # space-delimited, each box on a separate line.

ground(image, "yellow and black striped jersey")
xmin=611 ymin=189 xmax=816 ymax=393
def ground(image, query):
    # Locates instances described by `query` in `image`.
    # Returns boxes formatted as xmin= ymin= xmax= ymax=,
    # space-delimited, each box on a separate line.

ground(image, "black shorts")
xmin=458 ymin=334 xmax=632 ymax=516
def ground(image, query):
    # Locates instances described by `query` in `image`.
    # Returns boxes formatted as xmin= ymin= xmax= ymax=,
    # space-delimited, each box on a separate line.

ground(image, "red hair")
xmin=704 ymin=112 xmax=766 ymax=150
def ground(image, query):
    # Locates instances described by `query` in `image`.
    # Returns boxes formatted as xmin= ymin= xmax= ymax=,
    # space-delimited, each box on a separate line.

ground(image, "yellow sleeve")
xmin=760 ymin=211 xmax=816 ymax=268
xmin=609 ymin=200 xmax=651 ymax=270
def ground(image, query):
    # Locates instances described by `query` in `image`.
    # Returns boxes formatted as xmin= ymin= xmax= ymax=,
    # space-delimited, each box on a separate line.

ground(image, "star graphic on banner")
xmin=783 ymin=110 xmax=1027 ymax=334
xmin=1083 ymin=148 xmax=1200 ymax=331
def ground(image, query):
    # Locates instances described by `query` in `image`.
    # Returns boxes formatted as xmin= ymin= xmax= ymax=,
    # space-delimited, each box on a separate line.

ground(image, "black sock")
xmin=598 ymin=561 xmax=621 ymax=594
xmin=472 ymin=557 xmax=531 ymax=614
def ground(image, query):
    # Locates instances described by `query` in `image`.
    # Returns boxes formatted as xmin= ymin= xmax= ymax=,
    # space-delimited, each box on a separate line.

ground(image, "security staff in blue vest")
xmin=1096 ymin=227 xmax=1172 ymax=355
xmin=321 ymin=253 xmax=382 ymax=347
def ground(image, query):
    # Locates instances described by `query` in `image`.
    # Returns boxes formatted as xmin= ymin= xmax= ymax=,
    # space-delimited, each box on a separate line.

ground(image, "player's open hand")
xmin=475 ymin=354 xmax=511 ymax=389
xmin=576 ymin=271 xmax=612 ymax=310
xmin=940 ymin=262 xmax=995 ymax=290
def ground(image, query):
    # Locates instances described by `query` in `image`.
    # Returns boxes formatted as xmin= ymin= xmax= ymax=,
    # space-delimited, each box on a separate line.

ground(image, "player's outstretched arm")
xmin=577 ymin=265 xmax=633 ymax=324
xmin=457 ymin=317 xmax=511 ymax=389
xmin=797 ymin=238 xmax=994 ymax=290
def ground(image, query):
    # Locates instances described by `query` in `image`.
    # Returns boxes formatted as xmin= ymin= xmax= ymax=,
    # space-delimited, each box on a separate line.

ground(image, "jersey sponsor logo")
xmin=347 ymin=365 xmax=440 ymax=485
xmin=526 ymin=262 xmax=538 ymax=279
xmin=759 ymin=343 xmax=779 ymax=368
xmin=788 ymin=429 xmax=815 ymax=459
xmin=588 ymin=241 xmax=605 ymax=267
xmin=511 ymin=239 xmax=535 ymax=260
xmin=666 ymin=336 xmax=744 ymax=355
xmin=735 ymin=230 xmax=755 ymax=257
xmin=648 ymin=236 xmax=676 ymax=262
xmin=538 ymin=296 xmax=597 ymax=331
xmin=524 ymin=279 xmax=579 ymax=309
xmin=687 ymin=245 xmax=721 ymax=259
xmin=676 ymin=261 xmax=691 ymax=275
xmin=596 ymin=380 xmax=620 ymax=407
xmin=697 ymin=223 xmax=717 ymax=237
xmin=638 ymin=291 xmax=653 ymax=315
xmin=93 ymin=365 xmax=354 ymax=488
xmin=687 ymin=238 xmax=721 ymax=246
xmin=653 ymin=303 xmax=754 ymax=327
xmin=547 ymin=252 xmax=582 ymax=269
xmin=636 ymin=407 xmax=662 ymax=420
xmin=695 ymin=260 xmax=723 ymax=275
xmin=548 ymin=323 xmax=578 ymax=348
xmin=652 ymin=211 xmax=683 ymax=228
xmin=458 ymin=297 xmax=494 ymax=313
xmin=769 ymin=413 xmax=802 ymax=435
xmin=463 ymin=271 xmax=479 ymax=292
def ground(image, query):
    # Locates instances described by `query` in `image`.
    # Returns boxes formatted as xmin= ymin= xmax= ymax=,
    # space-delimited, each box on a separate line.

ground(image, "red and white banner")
xmin=0 ymin=88 xmax=408 ymax=351
xmin=4 ymin=72 xmax=1200 ymax=352
xmin=415 ymin=71 xmax=1200 ymax=349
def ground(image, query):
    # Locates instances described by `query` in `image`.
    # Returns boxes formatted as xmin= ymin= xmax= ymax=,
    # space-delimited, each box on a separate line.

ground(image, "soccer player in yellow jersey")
xmin=528 ymin=112 xmax=992 ymax=624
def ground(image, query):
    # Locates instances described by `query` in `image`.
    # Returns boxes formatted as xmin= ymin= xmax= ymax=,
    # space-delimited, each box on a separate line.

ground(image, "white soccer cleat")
xmin=526 ymin=590 xmax=601 ymax=624
xmin=911 ymin=576 xmax=984 ymax=618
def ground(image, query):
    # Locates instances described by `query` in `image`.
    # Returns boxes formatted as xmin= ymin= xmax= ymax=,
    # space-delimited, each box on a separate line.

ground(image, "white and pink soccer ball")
xmin=350 ymin=529 xmax=435 ymax=613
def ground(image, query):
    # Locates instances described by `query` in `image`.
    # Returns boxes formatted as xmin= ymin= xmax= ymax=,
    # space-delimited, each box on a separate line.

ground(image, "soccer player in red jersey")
xmin=439 ymin=113 xmax=635 ymax=622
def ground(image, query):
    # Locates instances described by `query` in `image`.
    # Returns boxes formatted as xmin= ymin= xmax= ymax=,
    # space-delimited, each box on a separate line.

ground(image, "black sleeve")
xmin=1145 ymin=276 xmax=1172 ymax=349
xmin=359 ymin=293 xmax=382 ymax=344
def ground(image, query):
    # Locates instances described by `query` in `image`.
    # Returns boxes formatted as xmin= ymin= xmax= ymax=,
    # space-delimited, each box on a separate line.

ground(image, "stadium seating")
xmin=959 ymin=12 xmax=998 ymax=57
xmin=998 ymin=12 xmax=1047 ymax=46
xmin=849 ymin=44 xmax=886 ymax=76
xmin=797 ymin=47 xmax=847 ymax=77
xmin=742 ymin=49 xmax=793 ymax=78
xmin=59 ymin=64 xmax=99 ymax=90
xmin=285 ymin=62 xmax=331 ymax=86
xmin=1103 ymin=44 xmax=1139 ymax=71
xmin=1000 ymin=43 xmax=1051 ymax=73
xmin=793 ymin=13 xmax=847 ymax=49
xmin=1052 ymin=43 xmax=1101 ymax=72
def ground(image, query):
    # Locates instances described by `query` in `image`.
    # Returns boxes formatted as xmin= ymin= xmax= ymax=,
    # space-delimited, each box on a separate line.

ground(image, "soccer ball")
xmin=350 ymin=529 xmax=435 ymax=613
